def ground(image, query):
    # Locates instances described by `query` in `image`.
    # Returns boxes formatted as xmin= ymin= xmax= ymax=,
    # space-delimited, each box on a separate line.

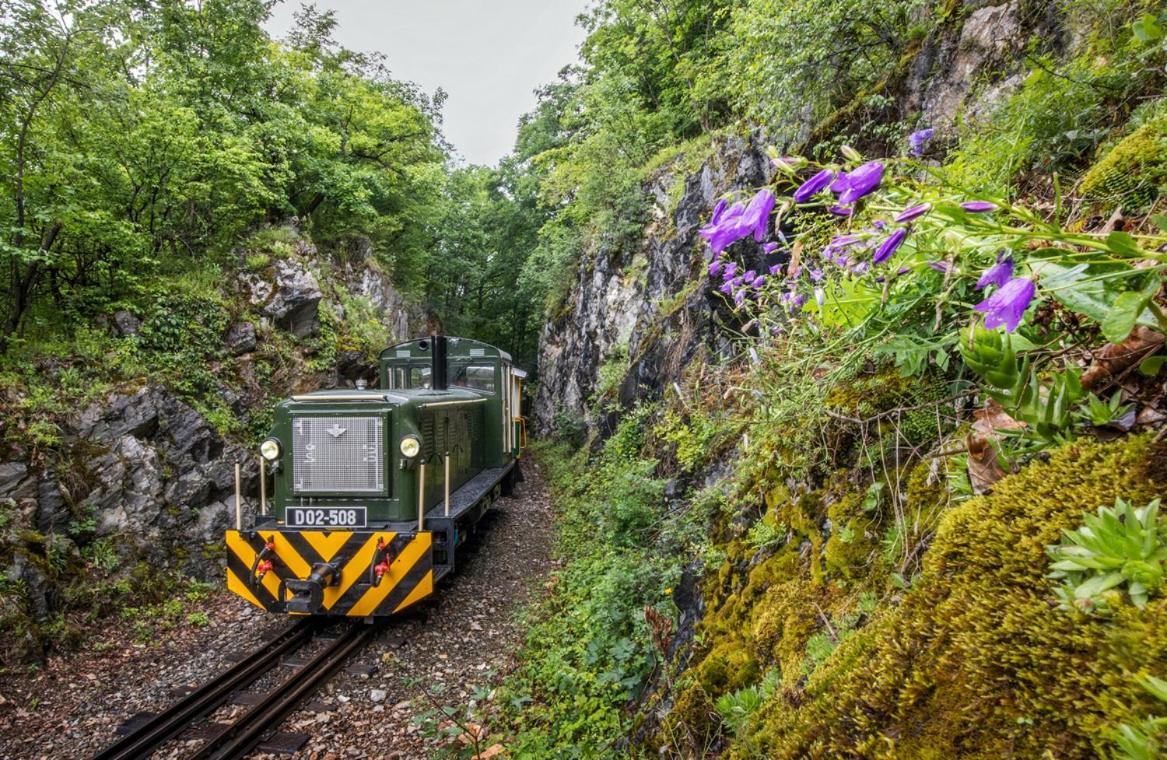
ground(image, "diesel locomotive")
xmin=224 ymin=335 xmax=526 ymax=618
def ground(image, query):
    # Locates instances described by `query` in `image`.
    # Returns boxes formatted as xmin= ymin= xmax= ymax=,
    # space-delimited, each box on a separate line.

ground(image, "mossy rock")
xmin=1081 ymin=118 xmax=1167 ymax=211
xmin=743 ymin=436 xmax=1167 ymax=758
xmin=662 ymin=682 xmax=721 ymax=753
xmin=823 ymin=490 xmax=878 ymax=581
xmin=750 ymin=576 xmax=836 ymax=688
xmin=697 ymin=640 xmax=760 ymax=695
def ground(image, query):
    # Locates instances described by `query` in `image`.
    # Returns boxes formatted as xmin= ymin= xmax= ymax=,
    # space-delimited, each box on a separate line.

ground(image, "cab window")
xmin=409 ymin=366 xmax=432 ymax=389
xmin=451 ymin=363 xmax=496 ymax=392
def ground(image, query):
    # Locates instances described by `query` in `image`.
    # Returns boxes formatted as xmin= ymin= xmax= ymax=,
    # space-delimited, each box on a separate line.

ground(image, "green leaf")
xmin=1139 ymin=355 xmax=1166 ymax=376
xmin=1132 ymin=13 xmax=1164 ymax=43
xmin=1102 ymin=291 xmax=1150 ymax=344
xmin=1151 ymin=214 xmax=1167 ymax=232
xmin=1105 ymin=231 xmax=1143 ymax=257
xmin=1140 ymin=675 xmax=1167 ymax=703
xmin=1031 ymin=260 xmax=1160 ymax=330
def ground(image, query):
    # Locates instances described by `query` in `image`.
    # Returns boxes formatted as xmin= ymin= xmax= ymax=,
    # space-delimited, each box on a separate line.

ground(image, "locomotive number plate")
xmin=285 ymin=507 xmax=367 ymax=529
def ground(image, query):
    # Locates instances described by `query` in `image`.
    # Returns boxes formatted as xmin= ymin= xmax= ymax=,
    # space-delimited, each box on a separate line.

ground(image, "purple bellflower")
xmin=908 ymin=128 xmax=934 ymax=157
xmin=793 ymin=169 xmax=835 ymax=203
xmin=961 ymin=200 xmax=996 ymax=213
xmin=699 ymin=201 xmax=744 ymax=253
xmin=768 ymin=263 xmax=783 ymax=276
xmin=708 ymin=260 xmax=723 ymax=278
xmin=928 ymin=261 xmax=952 ymax=274
xmin=718 ymin=281 xmax=733 ymax=295
xmin=740 ymin=190 xmax=776 ymax=242
xmin=976 ymin=253 xmax=1014 ymax=290
xmin=895 ymin=203 xmax=931 ymax=223
xmin=699 ymin=190 xmax=776 ymax=253
xmin=975 ymin=277 xmax=1036 ymax=332
xmin=808 ymin=267 xmax=824 ymax=283
xmin=763 ymin=242 xmax=779 ymax=254
xmin=829 ymin=205 xmax=853 ymax=217
xmin=873 ymin=228 xmax=909 ymax=265
xmin=722 ymin=262 xmax=738 ymax=280
xmin=752 ymin=275 xmax=766 ymax=288
xmin=835 ymin=162 xmax=884 ymax=205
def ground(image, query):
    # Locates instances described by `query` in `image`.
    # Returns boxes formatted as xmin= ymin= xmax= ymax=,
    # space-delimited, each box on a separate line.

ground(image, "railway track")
xmin=93 ymin=619 xmax=377 ymax=760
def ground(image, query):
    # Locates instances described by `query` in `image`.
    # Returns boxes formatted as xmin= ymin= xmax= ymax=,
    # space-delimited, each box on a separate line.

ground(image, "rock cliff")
xmin=533 ymin=0 xmax=1062 ymax=434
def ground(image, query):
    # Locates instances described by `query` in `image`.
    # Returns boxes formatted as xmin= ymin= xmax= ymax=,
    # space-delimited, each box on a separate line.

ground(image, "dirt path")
xmin=0 ymin=458 xmax=556 ymax=759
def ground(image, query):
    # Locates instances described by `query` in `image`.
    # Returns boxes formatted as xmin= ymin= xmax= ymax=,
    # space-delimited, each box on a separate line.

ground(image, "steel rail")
xmin=92 ymin=618 xmax=319 ymax=760
xmin=191 ymin=622 xmax=377 ymax=760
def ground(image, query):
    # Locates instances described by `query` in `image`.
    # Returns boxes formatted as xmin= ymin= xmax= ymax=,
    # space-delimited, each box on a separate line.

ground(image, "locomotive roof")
xmin=287 ymin=387 xmax=489 ymax=406
xmin=379 ymin=336 xmax=513 ymax=363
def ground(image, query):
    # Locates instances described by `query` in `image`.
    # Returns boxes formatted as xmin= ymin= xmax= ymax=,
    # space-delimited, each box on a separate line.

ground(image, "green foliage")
xmin=1113 ymin=674 xmax=1167 ymax=759
xmin=0 ymin=0 xmax=446 ymax=355
xmin=186 ymin=611 xmax=210 ymax=628
xmin=960 ymin=324 xmax=1090 ymax=448
xmin=1048 ymin=498 xmax=1167 ymax=613
xmin=1079 ymin=390 xmax=1134 ymax=427
xmin=728 ymin=0 xmax=926 ymax=138
xmin=501 ymin=419 xmax=677 ymax=757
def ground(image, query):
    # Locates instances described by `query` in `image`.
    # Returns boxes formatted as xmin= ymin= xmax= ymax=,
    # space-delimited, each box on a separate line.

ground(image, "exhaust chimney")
xmin=431 ymin=334 xmax=448 ymax=390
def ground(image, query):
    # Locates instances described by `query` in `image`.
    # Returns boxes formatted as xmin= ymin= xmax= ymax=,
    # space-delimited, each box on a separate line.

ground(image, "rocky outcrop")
xmin=75 ymin=385 xmax=257 ymax=556
xmin=903 ymin=1 xmax=1063 ymax=134
xmin=534 ymin=134 xmax=776 ymax=435
xmin=242 ymin=257 xmax=323 ymax=338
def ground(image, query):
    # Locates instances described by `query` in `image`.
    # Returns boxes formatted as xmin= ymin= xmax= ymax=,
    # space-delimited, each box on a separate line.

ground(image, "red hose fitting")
xmin=256 ymin=559 xmax=273 ymax=580
xmin=374 ymin=558 xmax=391 ymax=580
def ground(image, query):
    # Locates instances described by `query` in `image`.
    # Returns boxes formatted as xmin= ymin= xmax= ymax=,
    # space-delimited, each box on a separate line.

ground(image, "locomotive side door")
xmin=511 ymin=367 xmax=527 ymax=455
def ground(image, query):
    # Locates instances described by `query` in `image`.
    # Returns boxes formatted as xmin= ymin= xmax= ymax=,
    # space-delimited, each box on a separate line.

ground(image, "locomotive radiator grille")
xmin=291 ymin=415 xmax=384 ymax=494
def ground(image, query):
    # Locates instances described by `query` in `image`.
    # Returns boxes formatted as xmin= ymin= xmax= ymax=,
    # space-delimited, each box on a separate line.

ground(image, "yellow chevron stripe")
xmin=226 ymin=531 xmax=285 ymax=603
xmin=392 ymin=570 xmax=434 ymax=613
xmin=346 ymin=534 xmax=432 ymax=617
xmin=302 ymin=531 xmax=353 ymax=561
xmin=322 ymin=531 xmax=395 ymax=611
xmin=226 ymin=566 xmax=265 ymax=610
xmin=268 ymin=531 xmax=312 ymax=579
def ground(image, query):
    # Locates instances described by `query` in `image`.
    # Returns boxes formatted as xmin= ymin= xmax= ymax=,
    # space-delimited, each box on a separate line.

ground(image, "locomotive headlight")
xmin=259 ymin=438 xmax=282 ymax=461
xmin=399 ymin=435 xmax=421 ymax=458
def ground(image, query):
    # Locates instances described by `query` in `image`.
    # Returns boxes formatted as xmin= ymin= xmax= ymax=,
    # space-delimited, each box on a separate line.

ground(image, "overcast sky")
xmin=265 ymin=0 xmax=589 ymax=166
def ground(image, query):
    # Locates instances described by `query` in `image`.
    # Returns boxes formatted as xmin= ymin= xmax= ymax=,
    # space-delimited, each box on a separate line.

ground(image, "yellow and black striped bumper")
xmin=225 ymin=529 xmax=434 ymax=617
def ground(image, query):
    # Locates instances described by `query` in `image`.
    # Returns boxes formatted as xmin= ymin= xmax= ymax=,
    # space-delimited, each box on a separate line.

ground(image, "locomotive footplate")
xmin=225 ymin=528 xmax=434 ymax=617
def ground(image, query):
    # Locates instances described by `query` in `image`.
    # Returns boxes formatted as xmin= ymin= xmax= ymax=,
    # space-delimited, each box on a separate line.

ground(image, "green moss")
xmin=698 ymin=641 xmax=760 ymax=695
xmin=823 ymin=490 xmax=877 ymax=581
xmin=743 ymin=436 xmax=1167 ymax=758
xmin=1081 ymin=117 xmax=1167 ymax=210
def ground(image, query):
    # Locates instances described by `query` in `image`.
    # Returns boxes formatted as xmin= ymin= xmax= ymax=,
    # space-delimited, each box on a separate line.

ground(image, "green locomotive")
xmin=225 ymin=335 xmax=526 ymax=618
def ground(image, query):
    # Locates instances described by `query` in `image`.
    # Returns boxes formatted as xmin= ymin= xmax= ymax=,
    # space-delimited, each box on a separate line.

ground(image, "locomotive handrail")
xmin=420 ymin=398 xmax=487 ymax=409
xmin=290 ymin=392 xmax=401 ymax=402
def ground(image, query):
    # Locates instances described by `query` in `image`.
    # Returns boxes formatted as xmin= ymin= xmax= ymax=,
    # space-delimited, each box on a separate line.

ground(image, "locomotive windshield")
xmin=451 ymin=363 xmax=495 ymax=392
